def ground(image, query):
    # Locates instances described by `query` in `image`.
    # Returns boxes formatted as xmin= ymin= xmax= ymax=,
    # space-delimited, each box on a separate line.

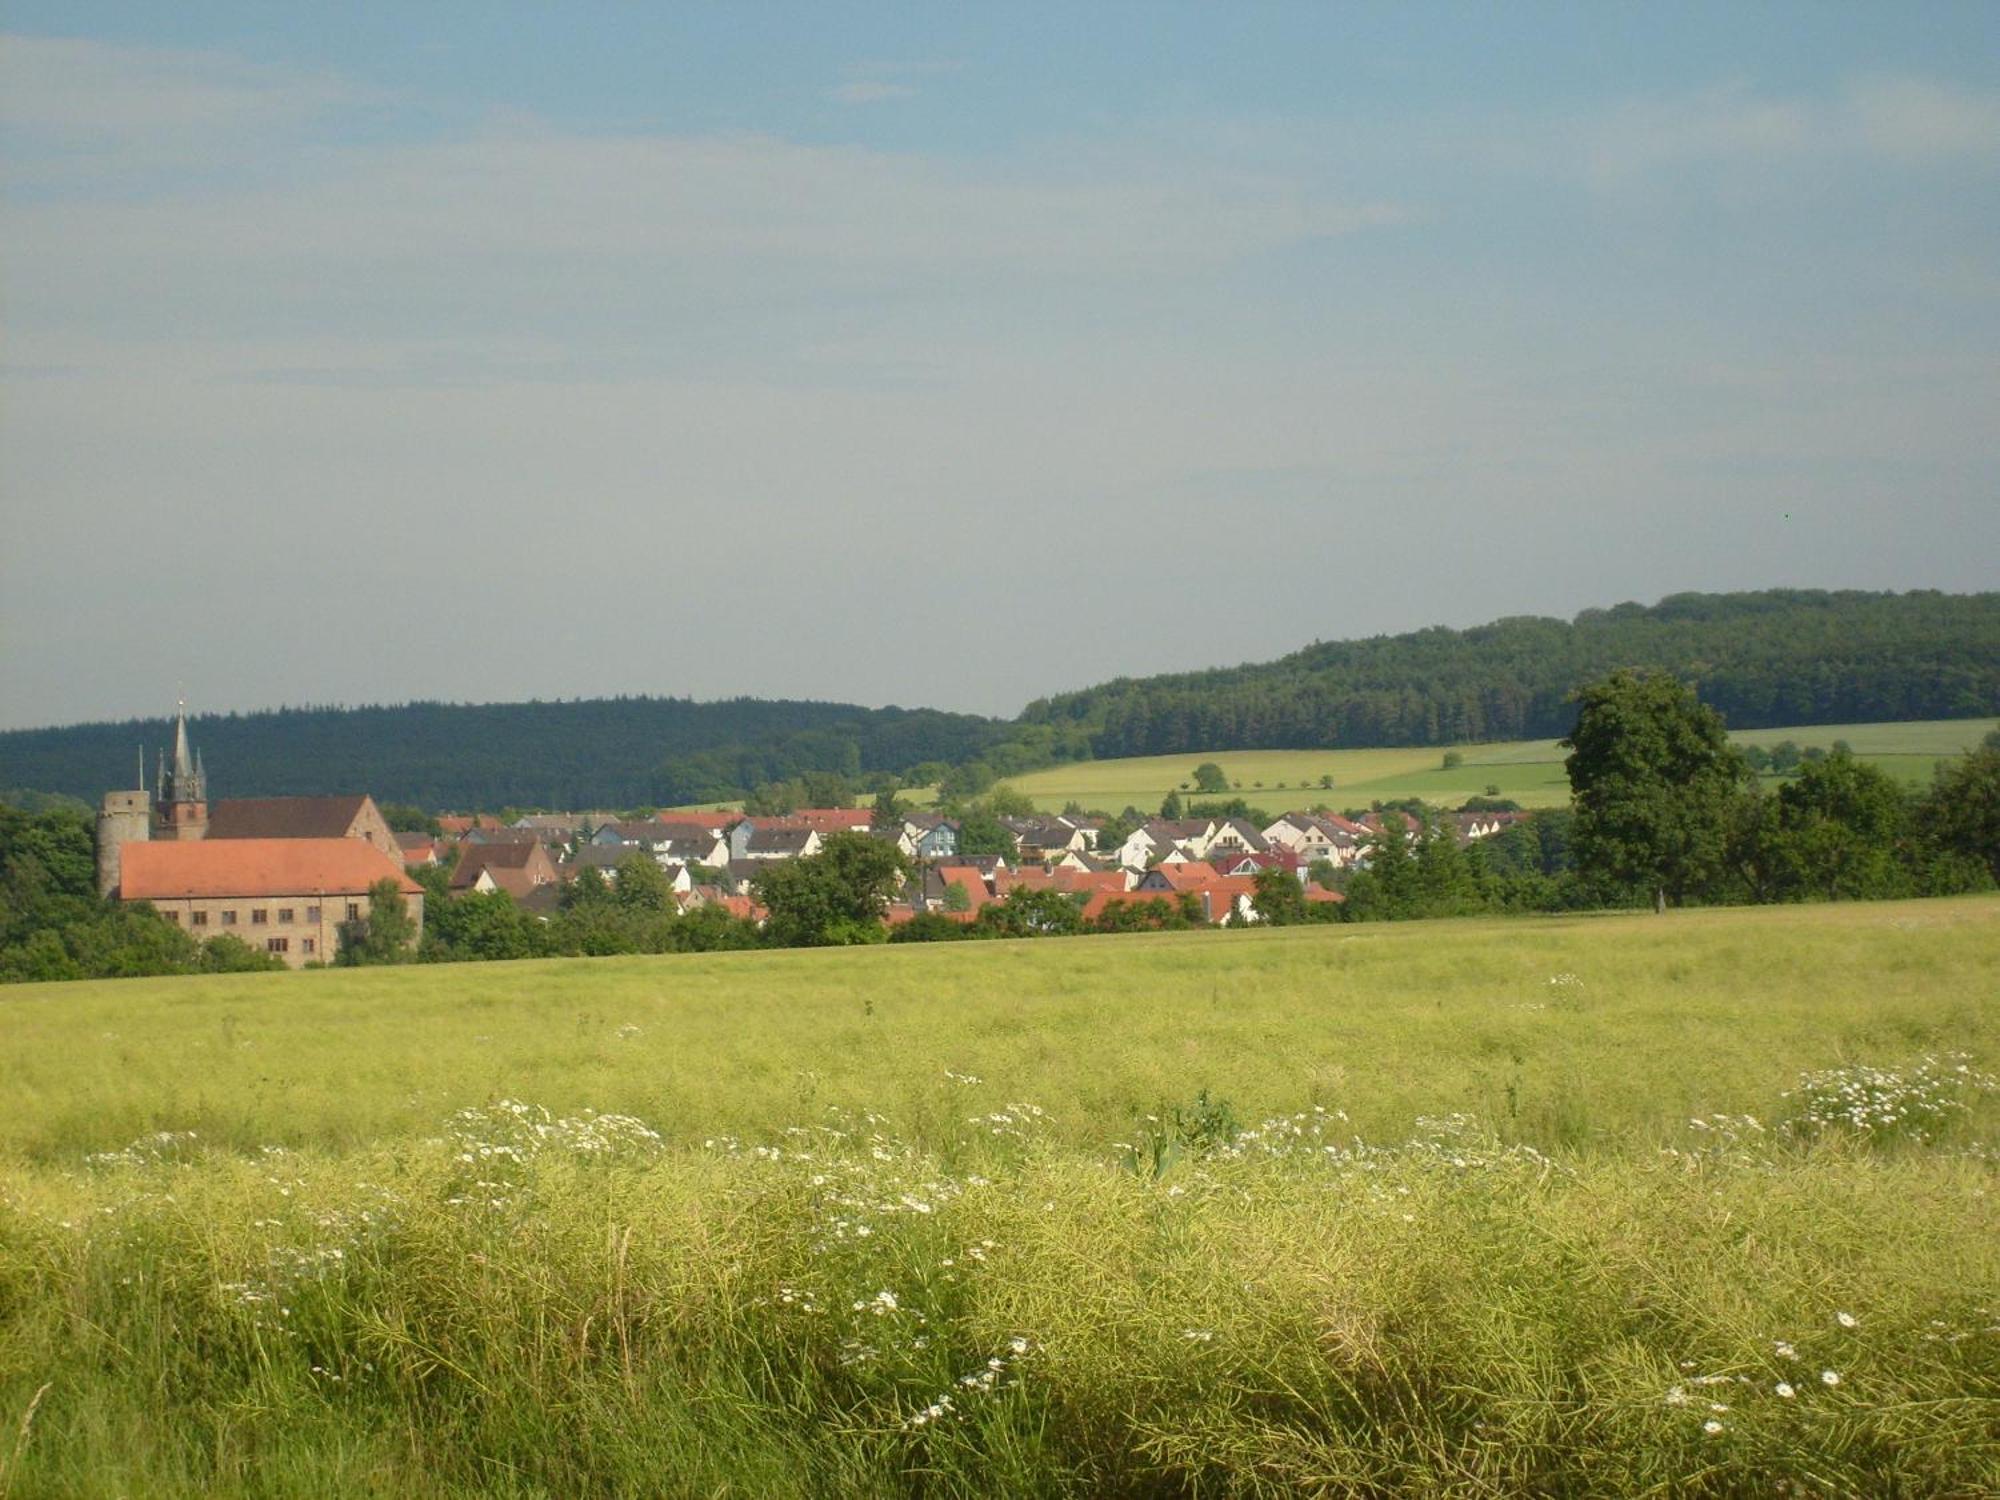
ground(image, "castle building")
xmin=95 ymin=705 xmax=422 ymax=966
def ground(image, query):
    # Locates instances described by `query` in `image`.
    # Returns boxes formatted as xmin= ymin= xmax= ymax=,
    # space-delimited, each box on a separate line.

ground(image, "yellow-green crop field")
xmin=969 ymin=717 xmax=1998 ymax=813
xmin=2 ymin=898 xmax=1997 ymax=1495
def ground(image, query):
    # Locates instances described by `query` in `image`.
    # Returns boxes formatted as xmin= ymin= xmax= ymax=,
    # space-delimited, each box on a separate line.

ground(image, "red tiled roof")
xmin=1079 ymin=889 xmax=1191 ymax=923
xmin=935 ymin=866 xmax=995 ymax=909
xmin=120 ymin=839 xmax=419 ymax=901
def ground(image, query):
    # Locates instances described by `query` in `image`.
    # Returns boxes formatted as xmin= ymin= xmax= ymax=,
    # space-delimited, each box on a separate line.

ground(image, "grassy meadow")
xmin=2 ymin=898 xmax=1998 ymax=1495
xmin=942 ymin=717 xmax=1998 ymax=814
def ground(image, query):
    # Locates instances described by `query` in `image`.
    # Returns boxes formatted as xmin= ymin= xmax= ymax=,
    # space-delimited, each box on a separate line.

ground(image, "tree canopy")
xmin=1563 ymin=671 xmax=1750 ymax=910
xmin=752 ymin=832 xmax=908 ymax=947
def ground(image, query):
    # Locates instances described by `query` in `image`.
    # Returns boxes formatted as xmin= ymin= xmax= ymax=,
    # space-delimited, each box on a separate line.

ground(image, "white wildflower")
xmin=1821 ymin=1369 xmax=1841 ymax=1387
xmin=1775 ymin=1382 xmax=1795 ymax=1398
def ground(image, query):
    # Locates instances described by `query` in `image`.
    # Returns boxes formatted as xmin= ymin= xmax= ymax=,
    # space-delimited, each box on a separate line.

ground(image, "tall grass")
xmin=1 ymin=898 xmax=1996 ymax=1494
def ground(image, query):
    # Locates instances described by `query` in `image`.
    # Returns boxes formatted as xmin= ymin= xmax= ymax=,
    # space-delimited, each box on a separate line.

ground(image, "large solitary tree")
xmin=1562 ymin=671 xmax=1749 ymax=912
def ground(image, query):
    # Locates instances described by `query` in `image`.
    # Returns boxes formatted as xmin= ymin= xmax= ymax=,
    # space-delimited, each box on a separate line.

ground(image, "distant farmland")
xmin=961 ymin=716 xmax=1998 ymax=813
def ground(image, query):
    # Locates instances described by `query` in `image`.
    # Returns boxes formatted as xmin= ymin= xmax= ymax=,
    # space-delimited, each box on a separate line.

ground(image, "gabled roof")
xmin=653 ymin=820 xmax=727 ymax=843
xmin=463 ymin=826 xmax=549 ymax=845
xmin=790 ymin=808 xmax=875 ymax=832
xmin=1213 ymin=818 xmax=1270 ymax=851
xmin=205 ymin=796 xmax=375 ymax=841
xmin=437 ymin=814 xmax=505 ymax=835
xmin=934 ymin=866 xmax=996 ymax=909
xmin=120 ymin=839 xmax=419 ymax=901
xmin=746 ymin=827 xmax=819 ymax=854
xmin=597 ymin=820 xmax=674 ymax=845
xmin=457 ymin=841 xmax=551 ymax=872
xmin=1141 ymin=818 xmax=1215 ymax=843
xmin=568 ymin=843 xmax=651 ymax=872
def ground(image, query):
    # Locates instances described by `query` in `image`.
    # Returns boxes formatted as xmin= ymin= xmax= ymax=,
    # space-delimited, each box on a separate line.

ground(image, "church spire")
xmin=155 ymin=700 xmax=209 ymax=839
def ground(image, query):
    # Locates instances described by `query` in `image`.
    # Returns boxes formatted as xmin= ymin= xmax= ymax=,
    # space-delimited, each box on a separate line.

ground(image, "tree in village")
xmin=336 ymin=877 xmax=419 ymax=965
xmin=752 ymin=831 xmax=908 ymax=947
xmin=975 ymin=886 xmax=1085 ymax=938
xmin=1764 ymin=748 xmax=1913 ymax=901
xmin=953 ymin=809 xmax=1016 ymax=859
xmin=983 ymin=784 xmax=1035 ymax=817
xmin=422 ymin=888 xmax=544 ymax=962
xmin=1160 ymin=789 xmax=1185 ymax=820
xmin=1339 ymin=812 xmax=1485 ymax=922
xmin=870 ymin=785 xmax=906 ymax=830
xmin=1918 ymin=737 xmax=2000 ymax=886
xmin=613 ymin=852 xmax=674 ymax=913
xmin=1562 ymin=671 xmax=1750 ymax=912
xmin=1249 ymin=867 xmax=1310 ymax=925
xmin=1192 ymin=762 xmax=1230 ymax=795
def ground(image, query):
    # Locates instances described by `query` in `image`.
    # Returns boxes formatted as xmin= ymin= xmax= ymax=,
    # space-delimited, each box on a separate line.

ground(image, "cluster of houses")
xmin=414 ymin=802 xmax=1529 ymax=931
xmin=99 ymin=708 xmax=1531 ymax=965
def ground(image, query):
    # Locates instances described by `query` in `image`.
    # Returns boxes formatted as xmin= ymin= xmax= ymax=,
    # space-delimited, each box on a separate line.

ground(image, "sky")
xmin=3 ymin=3 xmax=1996 ymax=731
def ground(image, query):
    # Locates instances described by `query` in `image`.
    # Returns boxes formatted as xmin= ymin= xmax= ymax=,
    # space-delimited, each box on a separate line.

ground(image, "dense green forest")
xmin=0 ymin=698 xmax=1021 ymax=810
xmin=1022 ymin=590 xmax=2000 ymax=757
xmin=4 ymin=591 xmax=1994 ymax=810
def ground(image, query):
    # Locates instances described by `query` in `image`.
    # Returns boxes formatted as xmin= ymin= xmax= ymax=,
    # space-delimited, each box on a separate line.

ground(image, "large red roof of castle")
xmin=119 ymin=839 xmax=420 ymax=901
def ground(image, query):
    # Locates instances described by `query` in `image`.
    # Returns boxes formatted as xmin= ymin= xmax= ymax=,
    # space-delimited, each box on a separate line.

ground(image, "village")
xmin=97 ymin=711 xmax=1539 ymax=966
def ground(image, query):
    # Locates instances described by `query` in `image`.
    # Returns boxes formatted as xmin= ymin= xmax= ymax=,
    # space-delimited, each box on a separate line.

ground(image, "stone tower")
xmin=153 ymin=704 xmax=209 ymax=841
xmin=95 ymin=752 xmax=152 ymax=897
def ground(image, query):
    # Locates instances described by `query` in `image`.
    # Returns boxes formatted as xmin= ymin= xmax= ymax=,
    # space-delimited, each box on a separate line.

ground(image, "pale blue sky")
xmin=3 ymin=5 xmax=1996 ymax=729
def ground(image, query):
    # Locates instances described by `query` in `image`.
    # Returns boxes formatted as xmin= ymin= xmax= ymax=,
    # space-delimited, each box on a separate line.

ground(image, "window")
xmin=301 ymin=938 xmax=316 ymax=955
xmin=191 ymin=910 xmax=208 ymax=927
xmin=277 ymin=908 xmax=294 ymax=924
xmin=221 ymin=910 xmax=237 ymax=926
xmin=346 ymin=902 xmax=360 ymax=920
xmin=266 ymin=937 xmax=289 ymax=954
xmin=305 ymin=905 xmax=321 ymax=923
xmin=251 ymin=909 xmax=269 ymax=925
xmin=163 ymin=910 xmax=180 ymax=923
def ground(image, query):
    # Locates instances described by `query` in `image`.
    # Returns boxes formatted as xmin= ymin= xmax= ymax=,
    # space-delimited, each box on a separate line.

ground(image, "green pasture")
xmin=980 ymin=716 xmax=1996 ymax=814
xmin=2 ymin=899 xmax=1996 ymax=1496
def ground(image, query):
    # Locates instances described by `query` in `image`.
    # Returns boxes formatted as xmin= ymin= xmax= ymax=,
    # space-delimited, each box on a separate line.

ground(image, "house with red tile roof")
xmin=395 ymin=832 xmax=441 ymax=867
xmin=118 ymin=838 xmax=421 ymax=968
xmin=933 ymin=865 xmax=996 ymax=912
xmin=451 ymin=841 xmax=558 ymax=899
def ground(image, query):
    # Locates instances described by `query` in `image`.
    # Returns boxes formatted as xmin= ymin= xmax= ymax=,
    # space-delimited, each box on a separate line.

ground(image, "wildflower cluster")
xmin=444 ymin=1099 xmax=665 ymax=1160
xmin=85 ymin=1129 xmax=201 ymax=1170
xmin=900 ymin=1336 xmax=1036 ymax=1430
xmin=1663 ymin=1312 xmax=1866 ymax=1436
xmin=1780 ymin=1053 xmax=1995 ymax=1143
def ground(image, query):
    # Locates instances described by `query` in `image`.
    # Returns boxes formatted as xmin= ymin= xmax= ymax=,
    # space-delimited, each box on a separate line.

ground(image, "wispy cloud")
xmin=828 ymin=79 xmax=914 ymax=106
xmin=1846 ymin=75 xmax=2000 ymax=157
xmin=825 ymin=57 xmax=960 ymax=106
xmin=0 ymin=33 xmax=353 ymax=180
xmin=1584 ymin=74 xmax=2000 ymax=182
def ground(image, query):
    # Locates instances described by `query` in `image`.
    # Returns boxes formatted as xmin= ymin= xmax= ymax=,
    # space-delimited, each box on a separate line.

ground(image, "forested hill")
xmin=0 ymin=697 xmax=1014 ymax=810
xmin=9 ymin=590 xmax=1995 ymax=810
xmin=1021 ymin=590 xmax=2000 ymax=758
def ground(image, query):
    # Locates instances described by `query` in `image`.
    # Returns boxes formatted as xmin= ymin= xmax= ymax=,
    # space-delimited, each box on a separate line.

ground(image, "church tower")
xmin=153 ymin=703 xmax=209 ymax=841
